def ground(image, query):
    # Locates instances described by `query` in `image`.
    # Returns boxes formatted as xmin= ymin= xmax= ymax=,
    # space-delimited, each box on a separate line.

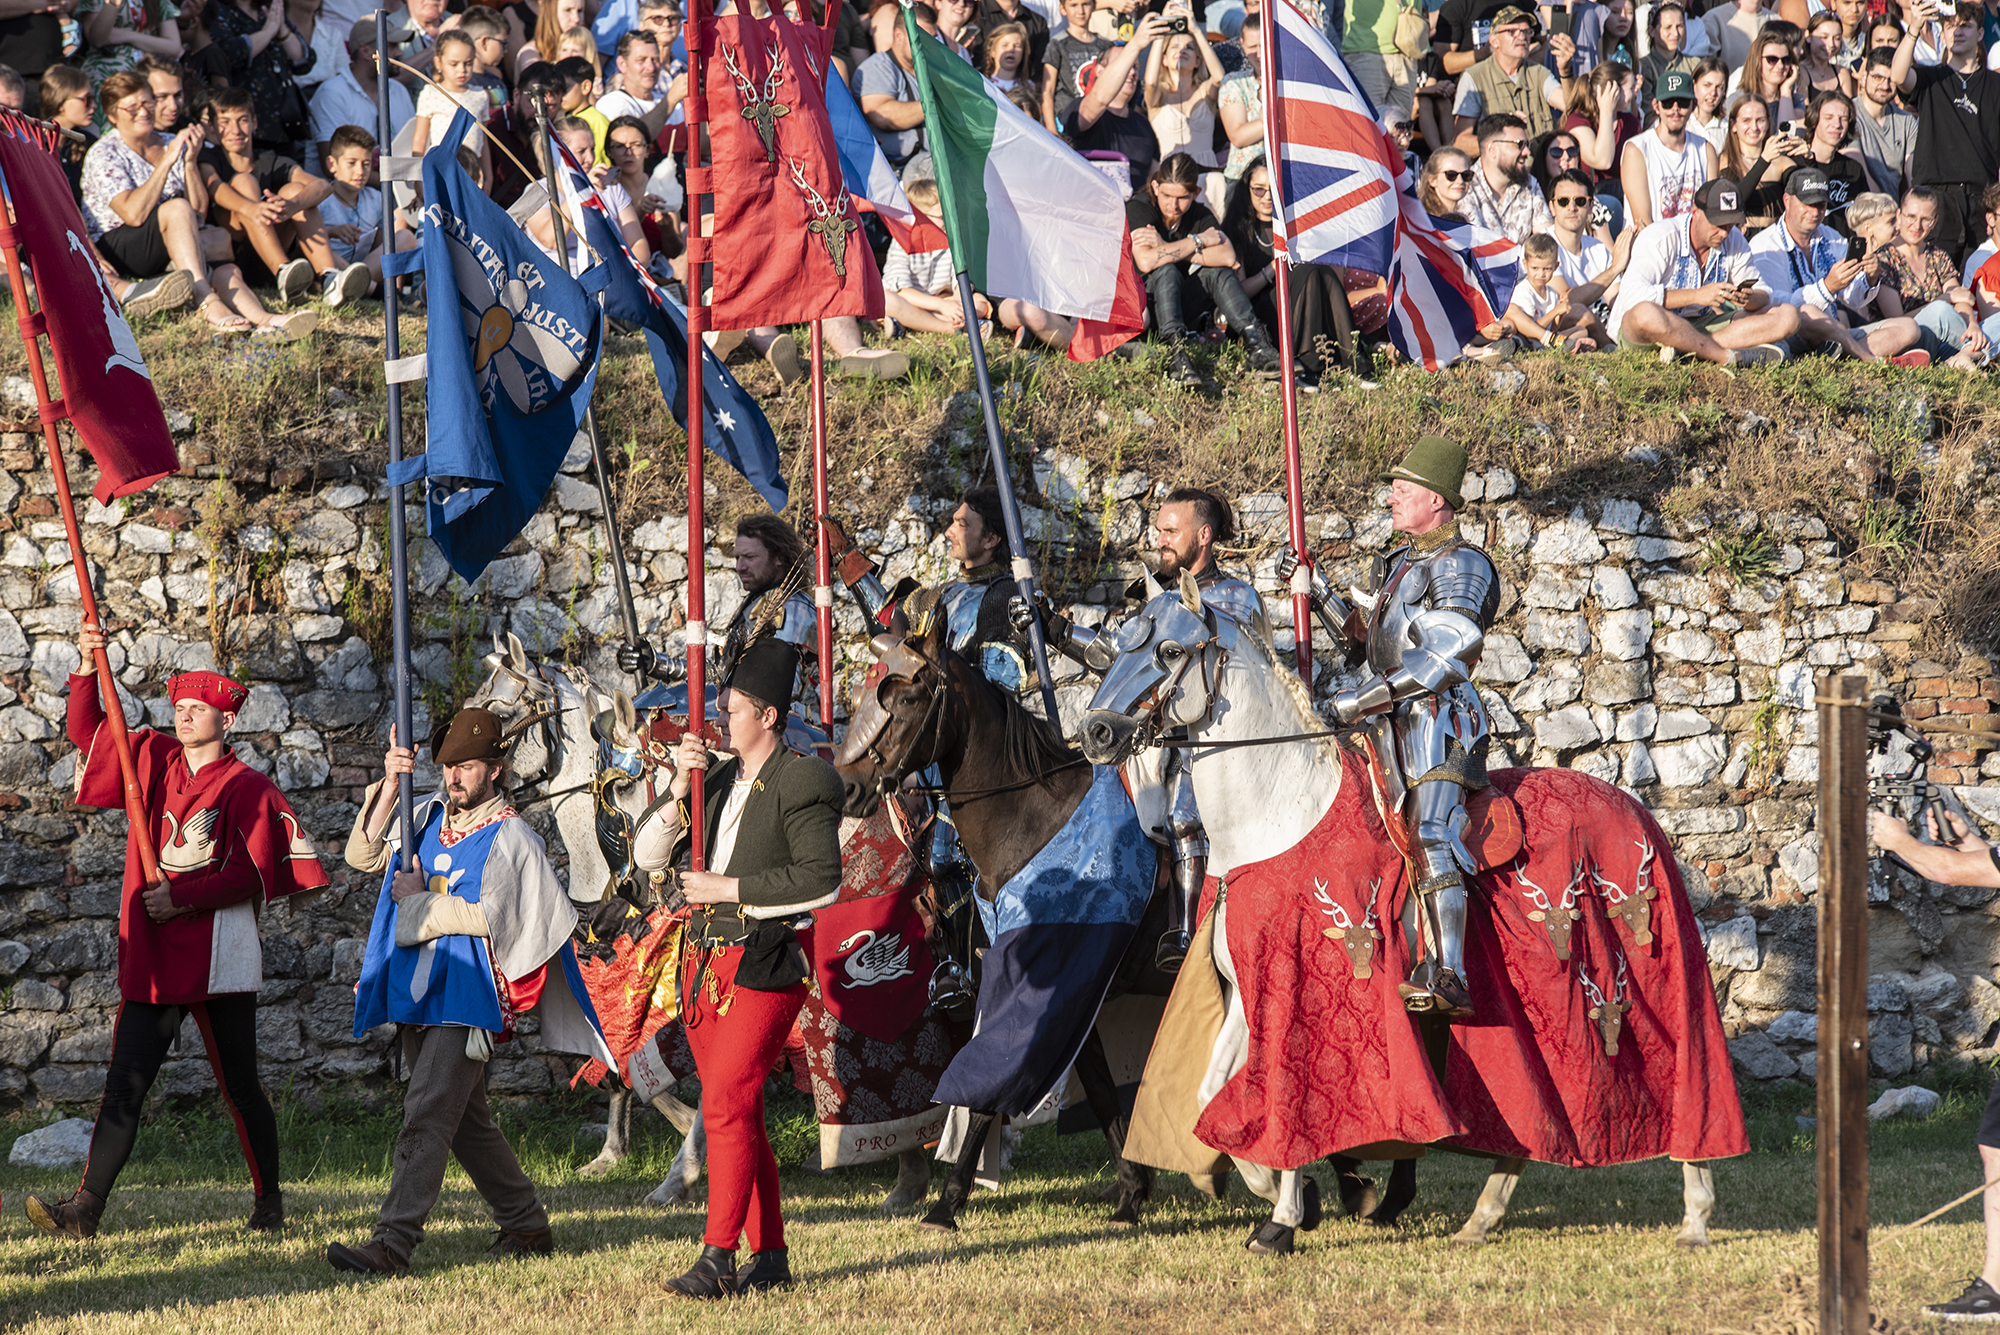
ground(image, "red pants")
xmin=684 ymin=930 xmax=812 ymax=1252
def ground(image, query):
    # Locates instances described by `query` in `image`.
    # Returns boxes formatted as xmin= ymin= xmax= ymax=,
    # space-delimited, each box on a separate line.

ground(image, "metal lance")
xmin=377 ymin=11 xmax=417 ymax=871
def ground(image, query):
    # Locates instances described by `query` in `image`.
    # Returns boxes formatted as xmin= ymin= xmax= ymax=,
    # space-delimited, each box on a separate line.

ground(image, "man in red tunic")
xmin=25 ymin=625 xmax=328 ymax=1240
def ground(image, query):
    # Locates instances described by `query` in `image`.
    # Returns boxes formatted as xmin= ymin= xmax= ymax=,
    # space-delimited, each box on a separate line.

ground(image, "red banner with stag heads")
xmin=694 ymin=7 xmax=884 ymax=328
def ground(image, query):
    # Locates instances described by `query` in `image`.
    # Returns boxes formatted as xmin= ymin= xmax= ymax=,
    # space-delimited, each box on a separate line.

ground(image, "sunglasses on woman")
xmin=1764 ymin=53 xmax=1795 ymax=64
xmin=1549 ymin=145 xmax=1580 ymax=159
xmin=1438 ymin=169 xmax=1471 ymax=182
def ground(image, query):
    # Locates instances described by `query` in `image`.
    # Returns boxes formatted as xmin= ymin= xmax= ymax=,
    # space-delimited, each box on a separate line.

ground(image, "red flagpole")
xmin=0 ymin=118 xmax=162 ymax=884
xmin=1259 ymin=0 xmax=1311 ymax=684
xmin=810 ymin=321 xmax=833 ymax=730
xmin=684 ymin=0 xmax=712 ymax=869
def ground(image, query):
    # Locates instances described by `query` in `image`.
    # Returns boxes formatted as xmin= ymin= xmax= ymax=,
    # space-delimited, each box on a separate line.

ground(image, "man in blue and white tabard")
xmin=328 ymin=705 xmax=613 ymax=1275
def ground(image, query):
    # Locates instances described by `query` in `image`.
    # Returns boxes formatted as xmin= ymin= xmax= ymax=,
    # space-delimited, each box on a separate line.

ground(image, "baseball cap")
xmin=1490 ymin=5 xmax=1541 ymax=34
xmin=346 ymin=16 xmax=379 ymax=54
xmin=1784 ymin=165 xmax=1830 ymax=204
xmin=1655 ymin=69 xmax=1694 ymax=102
xmin=1695 ymin=178 xmax=1746 ymax=227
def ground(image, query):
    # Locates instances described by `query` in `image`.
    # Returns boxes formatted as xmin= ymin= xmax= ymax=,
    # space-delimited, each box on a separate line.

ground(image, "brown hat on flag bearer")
xmin=430 ymin=706 xmax=508 ymax=766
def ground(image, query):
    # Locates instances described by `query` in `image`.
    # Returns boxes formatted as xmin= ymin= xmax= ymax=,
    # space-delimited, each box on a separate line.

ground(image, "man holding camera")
xmin=1891 ymin=0 xmax=2000 ymax=263
xmin=1871 ymin=806 xmax=2000 ymax=1323
xmin=1746 ymin=165 xmax=1928 ymax=362
xmin=1606 ymin=177 xmax=1800 ymax=366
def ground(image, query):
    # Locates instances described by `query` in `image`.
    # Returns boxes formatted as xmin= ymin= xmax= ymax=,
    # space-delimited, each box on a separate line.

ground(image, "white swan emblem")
xmin=836 ymin=929 xmax=915 ymax=988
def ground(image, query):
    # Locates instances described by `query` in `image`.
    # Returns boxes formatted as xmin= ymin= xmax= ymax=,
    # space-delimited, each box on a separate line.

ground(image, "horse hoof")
xmin=577 ymin=1153 xmax=621 ymax=1180
xmin=1336 ymin=1175 xmax=1378 ymax=1218
xmin=1245 ymin=1222 xmax=1295 ymax=1256
xmin=1450 ymin=1228 xmax=1489 ymax=1247
xmin=920 ymin=1207 xmax=960 ymax=1233
xmin=1299 ymin=1177 xmax=1322 ymax=1232
xmin=1675 ymin=1229 xmax=1710 ymax=1249
xmin=1108 ymin=1203 xmax=1142 ymax=1228
xmin=880 ymin=1188 xmax=928 ymax=1216
xmin=1360 ymin=1215 xmax=1401 ymax=1230
xmin=1190 ymin=1173 xmax=1229 ymax=1200
xmin=645 ymin=1180 xmax=696 ymax=1207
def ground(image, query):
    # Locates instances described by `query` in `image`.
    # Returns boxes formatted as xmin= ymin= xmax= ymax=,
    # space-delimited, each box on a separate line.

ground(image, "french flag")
xmin=825 ymin=64 xmax=948 ymax=254
xmin=1266 ymin=0 xmax=1508 ymax=369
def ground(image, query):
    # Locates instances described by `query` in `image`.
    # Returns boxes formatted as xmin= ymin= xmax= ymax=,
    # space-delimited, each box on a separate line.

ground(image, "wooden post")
xmin=1817 ymin=672 xmax=1869 ymax=1335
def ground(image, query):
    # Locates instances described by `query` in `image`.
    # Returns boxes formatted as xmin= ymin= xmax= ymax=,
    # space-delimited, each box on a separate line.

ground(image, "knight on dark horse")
xmin=1283 ymin=438 xmax=1499 ymax=1020
xmin=1011 ymin=487 xmax=1266 ymax=972
xmin=825 ymin=487 xmax=1036 ymax=1017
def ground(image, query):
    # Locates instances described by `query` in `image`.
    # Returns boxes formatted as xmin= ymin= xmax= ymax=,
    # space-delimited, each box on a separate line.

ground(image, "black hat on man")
xmin=726 ymin=636 xmax=798 ymax=715
xmin=431 ymin=706 xmax=507 ymax=766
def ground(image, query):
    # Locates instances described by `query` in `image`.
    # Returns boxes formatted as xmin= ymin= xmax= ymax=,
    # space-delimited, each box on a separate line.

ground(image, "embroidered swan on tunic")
xmin=836 ymin=929 xmax=914 ymax=988
xmin=159 ymin=807 xmax=220 ymax=876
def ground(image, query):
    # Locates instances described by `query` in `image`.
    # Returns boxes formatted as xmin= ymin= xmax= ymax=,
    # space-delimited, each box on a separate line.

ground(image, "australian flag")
xmin=549 ymin=133 xmax=788 ymax=513
xmin=385 ymin=108 xmax=601 ymax=581
xmin=1266 ymin=0 xmax=1513 ymax=369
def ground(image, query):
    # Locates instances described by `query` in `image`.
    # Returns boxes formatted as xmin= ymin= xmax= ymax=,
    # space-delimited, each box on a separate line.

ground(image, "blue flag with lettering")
xmin=385 ymin=109 xmax=603 ymax=581
xmin=550 ymin=138 xmax=787 ymax=513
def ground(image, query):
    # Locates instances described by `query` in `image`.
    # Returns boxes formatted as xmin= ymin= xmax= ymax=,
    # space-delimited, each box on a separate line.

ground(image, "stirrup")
xmin=1398 ymin=971 xmax=1473 ymax=1020
xmin=1153 ymin=930 xmax=1191 ymax=974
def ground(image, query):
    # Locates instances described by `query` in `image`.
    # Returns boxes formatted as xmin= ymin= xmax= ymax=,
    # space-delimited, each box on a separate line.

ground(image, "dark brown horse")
xmin=834 ymin=614 xmax=1176 ymax=1232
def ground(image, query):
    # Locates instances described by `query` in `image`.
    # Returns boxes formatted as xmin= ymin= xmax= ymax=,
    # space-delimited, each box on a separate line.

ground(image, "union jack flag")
xmin=549 ymin=131 xmax=670 ymax=307
xmin=1265 ymin=0 xmax=1513 ymax=370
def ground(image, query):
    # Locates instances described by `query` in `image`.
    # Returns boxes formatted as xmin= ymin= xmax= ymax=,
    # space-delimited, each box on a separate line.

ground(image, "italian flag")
xmin=902 ymin=9 xmax=1144 ymax=359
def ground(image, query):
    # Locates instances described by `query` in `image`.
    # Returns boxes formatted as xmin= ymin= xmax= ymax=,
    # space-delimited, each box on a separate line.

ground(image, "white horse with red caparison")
xmin=1078 ymin=577 xmax=1729 ymax=1247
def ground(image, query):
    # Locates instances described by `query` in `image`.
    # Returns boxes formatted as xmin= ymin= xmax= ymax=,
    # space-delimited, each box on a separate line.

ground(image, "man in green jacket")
xmin=632 ymin=637 xmax=844 ymax=1299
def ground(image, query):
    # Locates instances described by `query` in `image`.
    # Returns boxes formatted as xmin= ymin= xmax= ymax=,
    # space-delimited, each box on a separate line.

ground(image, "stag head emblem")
xmin=722 ymin=40 xmax=790 ymax=162
xmin=787 ymin=157 xmax=860 ymax=277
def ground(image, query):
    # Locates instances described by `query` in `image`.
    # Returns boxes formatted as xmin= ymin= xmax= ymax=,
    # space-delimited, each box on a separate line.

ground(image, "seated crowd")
xmin=16 ymin=0 xmax=2000 ymax=378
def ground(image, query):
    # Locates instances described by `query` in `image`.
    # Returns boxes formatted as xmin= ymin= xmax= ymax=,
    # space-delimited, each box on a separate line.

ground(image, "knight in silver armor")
xmin=617 ymin=513 xmax=818 ymax=694
xmin=825 ymin=489 xmax=1033 ymax=1018
xmin=1016 ymin=488 xmax=1269 ymax=973
xmin=1294 ymin=437 xmax=1495 ymax=1019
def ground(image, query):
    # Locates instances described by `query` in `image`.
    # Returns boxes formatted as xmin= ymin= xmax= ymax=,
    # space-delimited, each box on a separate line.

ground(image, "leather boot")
xmin=246 ymin=1191 xmax=283 ymax=1232
xmin=736 ymin=1247 xmax=793 ymax=1293
xmin=326 ymin=1240 xmax=409 ymax=1275
xmin=1244 ymin=325 xmax=1285 ymax=377
xmin=665 ymin=1244 xmax=737 ymax=1299
xmin=26 ymin=1187 xmax=105 ymax=1241
xmin=487 ymin=1225 xmax=554 ymax=1257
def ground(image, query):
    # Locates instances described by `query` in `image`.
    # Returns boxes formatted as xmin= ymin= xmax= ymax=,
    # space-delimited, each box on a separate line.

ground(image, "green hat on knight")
xmin=1380 ymin=436 xmax=1468 ymax=511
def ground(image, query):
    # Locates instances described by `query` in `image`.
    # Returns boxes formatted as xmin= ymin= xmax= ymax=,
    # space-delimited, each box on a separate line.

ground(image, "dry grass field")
xmin=0 ymin=1074 xmax=1991 ymax=1334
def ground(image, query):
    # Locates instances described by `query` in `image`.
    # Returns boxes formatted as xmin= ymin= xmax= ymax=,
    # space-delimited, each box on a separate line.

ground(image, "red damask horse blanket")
xmin=1135 ymin=746 xmax=1746 ymax=1173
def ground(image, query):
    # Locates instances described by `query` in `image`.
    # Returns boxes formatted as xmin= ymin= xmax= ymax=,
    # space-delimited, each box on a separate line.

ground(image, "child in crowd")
xmin=1504 ymin=233 xmax=1604 ymax=352
xmin=881 ymin=178 xmax=1073 ymax=348
xmin=197 ymin=85 xmax=370 ymax=311
xmin=456 ymin=6 xmax=513 ymax=115
xmin=410 ymin=28 xmax=492 ymax=189
xmin=1043 ymin=0 xmax=1111 ymax=130
xmin=555 ymin=54 xmax=611 ymax=161
xmin=321 ymin=124 xmax=416 ymax=301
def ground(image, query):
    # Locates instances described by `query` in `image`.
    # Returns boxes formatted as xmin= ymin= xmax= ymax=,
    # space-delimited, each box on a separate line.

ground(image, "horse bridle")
xmin=842 ymin=642 xmax=1090 ymax=804
xmin=840 ymin=646 xmax=954 ymax=807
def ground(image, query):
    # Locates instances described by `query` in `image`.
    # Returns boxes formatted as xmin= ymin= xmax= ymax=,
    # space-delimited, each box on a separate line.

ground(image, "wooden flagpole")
xmin=684 ymin=0 xmax=713 ymax=869
xmin=1259 ymin=0 xmax=1312 ymax=684
xmin=810 ymin=320 xmax=834 ymax=730
xmin=0 ymin=113 xmax=160 ymax=883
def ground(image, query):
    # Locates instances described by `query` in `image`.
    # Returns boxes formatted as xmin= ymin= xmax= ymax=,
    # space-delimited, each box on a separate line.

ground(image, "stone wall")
xmin=1 ymin=420 xmax=1997 ymax=1111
